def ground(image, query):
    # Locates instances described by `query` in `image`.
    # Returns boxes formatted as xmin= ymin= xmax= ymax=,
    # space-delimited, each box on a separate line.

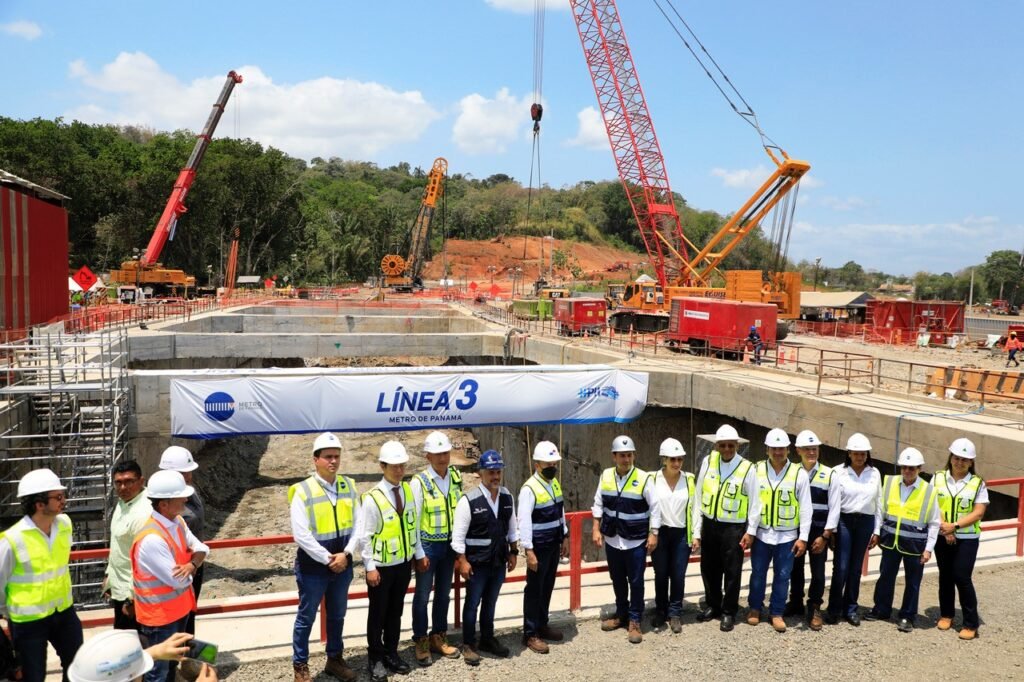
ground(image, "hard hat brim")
xmin=147 ymin=484 xmax=195 ymax=499
xmin=532 ymin=454 xmax=561 ymax=462
xmin=159 ymin=461 xmax=199 ymax=472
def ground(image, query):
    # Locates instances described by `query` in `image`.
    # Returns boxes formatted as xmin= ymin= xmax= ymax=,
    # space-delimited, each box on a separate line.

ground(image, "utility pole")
xmin=968 ymin=268 xmax=975 ymax=309
xmin=813 ymin=257 xmax=822 ymax=292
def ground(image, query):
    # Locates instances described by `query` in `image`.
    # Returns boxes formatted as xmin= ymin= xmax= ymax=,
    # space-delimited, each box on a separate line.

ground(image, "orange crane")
xmin=224 ymin=226 xmax=240 ymax=298
xmin=380 ymin=157 xmax=448 ymax=292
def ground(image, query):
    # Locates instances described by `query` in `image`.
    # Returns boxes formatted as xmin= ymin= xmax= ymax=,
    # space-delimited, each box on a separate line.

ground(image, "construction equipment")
xmin=224 ymin=226 xmax=240 ymax=298
xmin=109 ymin=70 xmax=243 ymax=301
xmin=381 ymin=157 xmax=448 ymax=292
xmin=554 ymin=297 xmax=606 ymax=336
xmin=568 ymin=1 xmax=808 ymax=333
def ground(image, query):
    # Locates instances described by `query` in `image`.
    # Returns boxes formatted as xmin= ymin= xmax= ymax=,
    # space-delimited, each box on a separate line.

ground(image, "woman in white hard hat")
xmin=651 ymin=438 xmax=695 ymax=633
xmin=68 ymin=630 xmax=216 ymax=682
xmin=865 ymin=447 xmax=940 ymax=632
xmin=825 ymin=433 xmax=881 ymax=626
xmin=933 ymin=438 xmax=988 ymax=640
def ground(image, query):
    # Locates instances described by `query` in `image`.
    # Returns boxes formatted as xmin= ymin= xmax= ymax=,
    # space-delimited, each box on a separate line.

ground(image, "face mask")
xmin=541 ymin=466 xmax=558 ymax=480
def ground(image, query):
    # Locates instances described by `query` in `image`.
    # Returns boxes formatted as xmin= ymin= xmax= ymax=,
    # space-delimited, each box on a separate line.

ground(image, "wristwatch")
xmin=650 ymin=529 xmax=659 ymax=536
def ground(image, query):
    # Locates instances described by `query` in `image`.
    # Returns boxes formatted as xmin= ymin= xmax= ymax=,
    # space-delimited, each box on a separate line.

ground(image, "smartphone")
xmin=186 ymin=638 xmax=218 ymax=664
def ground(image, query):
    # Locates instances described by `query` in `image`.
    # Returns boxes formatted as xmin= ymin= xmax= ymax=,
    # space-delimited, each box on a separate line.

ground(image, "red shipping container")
xmin=866 ymin=299 xmax=965 ymax=344
xmin=1 ymin=171 xmax=70 ymax=331
xmin=553 ymin=297 xmax=606 ymax=336
xmin=666 ymin=297 xmax=777 ymax=352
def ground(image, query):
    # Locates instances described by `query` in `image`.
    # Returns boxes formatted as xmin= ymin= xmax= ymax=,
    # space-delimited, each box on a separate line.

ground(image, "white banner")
xmin=169 ymin=365 xmax=649 ymax=438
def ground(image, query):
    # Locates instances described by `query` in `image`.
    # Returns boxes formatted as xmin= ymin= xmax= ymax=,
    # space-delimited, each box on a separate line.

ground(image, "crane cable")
xmin=523 ymin=0 xmax=546 ymax=261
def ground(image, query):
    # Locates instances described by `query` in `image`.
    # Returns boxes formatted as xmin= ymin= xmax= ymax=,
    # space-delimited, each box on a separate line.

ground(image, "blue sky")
xmin=2 ymin=0 xmax=1022 ymax=276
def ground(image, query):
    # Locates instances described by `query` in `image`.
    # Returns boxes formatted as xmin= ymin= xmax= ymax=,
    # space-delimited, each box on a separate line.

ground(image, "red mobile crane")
xmin=568 ymin=1 xmax=809 ymax=332
xmin=110 ymin=70 xmax=243 ymax=301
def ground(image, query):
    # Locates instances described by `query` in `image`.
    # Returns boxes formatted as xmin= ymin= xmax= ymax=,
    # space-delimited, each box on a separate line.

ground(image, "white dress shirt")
xmin=806 ymin=464 xmax=844 ymax=533
xmin=592 ymin=467 xmax=662 ymax=551
xmin=874 ymin=476 xmax=942 ymax=553
xmin=135 ymin=512 xmax=210 ymax=591
xmin=105 ymin=489 xmax=155 ymax=600
xmin=832 ymin=464 xmax=882 ymax=518
xmin=754 ymin=462 xmax=813 ymax=545
xmin=357 ymin=479 xmax=425 ymax=572
xmin=0 ymin=515 xmax=71 ymax=614
xmin=451 ymin=487 xmax=519 ymax=555
xmin=691 ymin=455 xmax=762 ymax=541
xmin=289 ymin=472 xmax=361 ymax=565
xmin=518 ymin=475 xmax=568 ymax=550
xmin=653 ymin=470 xmax=690 ymax=529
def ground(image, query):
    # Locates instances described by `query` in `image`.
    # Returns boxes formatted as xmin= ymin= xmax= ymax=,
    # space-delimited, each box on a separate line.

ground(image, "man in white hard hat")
xmin=157 ymin=446 xmax=205 ymax=637
xmin=785 ymin=429 xmax=841 ymax=630
xmin=691 ymin=424 xmax=760 ymax=632
xmin=288 ymin=433 xmax=359 ymax=682
xmin=745 ymin=429 xmax=812 ymax=633
xmin=104 ymin=460 xmax=150 ymax=632
xmin=131 ymin=470 xmax=209 ymax=682
xmin=359 ymin=441 xmax=427 ymax=682
xmin=68 ymin=630 xmax=217 ymax=682
xmin=592 ymin=435 xmax=660 ymax=644
xmin=409 ymin=431 xmax=462 ymax=666
xmin=519 ymin=441 xmax=569 ymax=654
xmin=0 ymin=468 xmax=83 ymax=682
xmin=866 ymin=447 xmax=940 ymax=633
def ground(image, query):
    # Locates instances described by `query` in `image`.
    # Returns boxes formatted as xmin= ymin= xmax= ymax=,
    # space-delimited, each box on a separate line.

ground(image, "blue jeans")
xmin=413 ymin=540 xmax=456 ymax=639
xmin=140 ymin=615 xmax=188 ymax=682
xmin=872 ymin=547 xmax=925 ymax=622
xmin=651 ymin=527 xmax=690 ymax=619
xmin=293 ymin=565 xmax=354 ymax=664
xmin=748 ymin=538 xmax=796 ymax=616
xmin=605 ymin=543 xmax=647 ymax=623
xmin=827 ymin=512 xmax=874 ymax=617
xmin=9 ymin=606 xmax=83 ymax=682
xmin=462 ymin=562 xmax=506 ymax=646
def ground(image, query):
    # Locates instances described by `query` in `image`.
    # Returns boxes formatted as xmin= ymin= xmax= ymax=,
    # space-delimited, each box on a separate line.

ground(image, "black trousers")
xmin=111 ymin=599 xmax=140 ymax=631
xmin=935 ymin=537 xmax=980 ymax=629
xmin=523 ymin=543 xmax=560 ymax=637
xmin=789 ymin=525 xmax=828 ymax=608
xmin=699 ymin=518 xmax=746 ymax=616
xmin=185 ymin=564 xmax=204 ymax=635
xmin=366 ymin=562 xmax=413 ymax=663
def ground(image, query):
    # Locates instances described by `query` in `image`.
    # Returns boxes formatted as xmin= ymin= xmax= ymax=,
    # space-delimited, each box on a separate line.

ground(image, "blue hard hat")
xmin=479 ymin=449 xmax=504 ymax=470
xmin=750 ymin=325 xmax=757 ymax=331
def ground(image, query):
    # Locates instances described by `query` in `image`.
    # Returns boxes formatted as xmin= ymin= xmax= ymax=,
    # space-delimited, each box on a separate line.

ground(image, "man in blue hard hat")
xmin=451 ymin=449 xmax=518 ymax=667
xmin=745 ymin=326 xmax=764 ymax=366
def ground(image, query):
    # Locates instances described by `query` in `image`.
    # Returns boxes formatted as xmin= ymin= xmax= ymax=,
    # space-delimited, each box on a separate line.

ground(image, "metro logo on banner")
xmin=72 ymin=266 xmax=98 ymax=292
xmin=166 ymin=365 xmax=649 ymax=438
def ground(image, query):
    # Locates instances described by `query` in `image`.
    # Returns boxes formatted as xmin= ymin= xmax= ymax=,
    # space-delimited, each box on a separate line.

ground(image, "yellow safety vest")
xmin=523 ymin=474 xmax=565 ymax=547
xmin=417 ymin=468 xmax=463 ymax=542
xmin=933 ymin=471 xmax=983 ymax=540
xmin=2 ymin=515 xmax=73 ymax=623
xmin=755 ymin=461 xmax=801 ymax=530
xmin=700 ymin=452 xmax=752 ymax=523
xmin=287 ymin=475 xmax=357 ymax=542
xmin=879 ymin=476 xmax=937 ymax=556
xmin=365 ymin=483 xmax=417 ymax=565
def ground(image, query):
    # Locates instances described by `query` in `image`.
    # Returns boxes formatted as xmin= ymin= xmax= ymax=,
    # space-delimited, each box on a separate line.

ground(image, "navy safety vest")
xmin=464 ymin=486 xmax=514 ymax=567
xmin=879 ymin=476 xmax=937 ymax=556
xmin=598 ymin=467 xmax=651 ymax=541
xmin=417 ymin=467 xmax=463 ymax=542
xmin=807 ymin=464 xmax=834 ymax=529
xmin=523 ymin=473 xmax=565 ymax=548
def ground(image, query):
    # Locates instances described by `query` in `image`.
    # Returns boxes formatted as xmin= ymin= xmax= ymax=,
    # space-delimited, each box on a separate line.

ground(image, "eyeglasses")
xmin=47 ymin=493 xmax=66 ymax=502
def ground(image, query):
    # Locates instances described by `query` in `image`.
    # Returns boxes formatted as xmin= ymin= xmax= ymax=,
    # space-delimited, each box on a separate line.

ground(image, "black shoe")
xmin=384 ymin=655 xmax=411 ymax=675
xmin=651 ymin=613 xmax=667 ymax=629
xmin=863 ymin=610 xmax=886 ymax=621
xmin=369 ymin=661 xmax=388 ymax=682
xmin=477 ymin=636 xmax=510 ymax=658
xmin=897 ymin=618 xmax=914 ymax=633
xmin=720 ymin=615 xmax=735 ymax=632
xmin=845 ymin=613 xmax=861 ymax=627
xmin=823 ymin=612 xmax=839 ymax=625
xmin=783 ymin=601 xmax=804 ymax=617
xmin=696 ymin=607 xmax=722 ymax=623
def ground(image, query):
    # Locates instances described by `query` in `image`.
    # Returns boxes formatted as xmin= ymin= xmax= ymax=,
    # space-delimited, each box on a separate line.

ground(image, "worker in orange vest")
xmin=1006 ymin=331 xmax=1022 ymax=368
xmin=131 ymin=470 xmax=209 ymax=682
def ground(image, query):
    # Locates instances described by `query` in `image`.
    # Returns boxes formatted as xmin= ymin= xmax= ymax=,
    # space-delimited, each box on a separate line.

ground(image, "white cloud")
xmin=484 ymin=0 xmax=565 ymax=12
xmin=451 ymin=87 xmax=532 ymax=154
xmin=565 ymin=106 xmax=607 ymax=150
xmin=65 ymin=52 xmax=441 ymax=159
xmin=712 ymin=164 xmax=825 ymax=191
xmin=820 ymin=195 xmax=866 ymax=212
xmin=1 ymin=21 xmax=42 ymax=40
xmin=799 ymin=175 xmax=824 ymax=189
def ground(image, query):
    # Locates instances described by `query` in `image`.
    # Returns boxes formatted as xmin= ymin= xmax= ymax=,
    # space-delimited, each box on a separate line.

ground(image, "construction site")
xmin=1 ymin=1 xmax=1024 ymax=681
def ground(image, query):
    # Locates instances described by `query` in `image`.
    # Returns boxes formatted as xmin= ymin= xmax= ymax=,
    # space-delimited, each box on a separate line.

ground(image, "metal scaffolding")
xmin=0 ymin=326 xmax=130 ymax=605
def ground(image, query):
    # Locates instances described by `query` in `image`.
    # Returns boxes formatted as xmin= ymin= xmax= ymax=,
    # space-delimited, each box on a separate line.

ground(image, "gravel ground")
xmin=220 ymin=562 xmax=1023 ymax=680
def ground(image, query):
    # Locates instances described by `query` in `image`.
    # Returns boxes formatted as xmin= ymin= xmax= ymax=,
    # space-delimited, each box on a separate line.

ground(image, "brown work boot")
xmin=462 ymin=644 xmax=481 ymax=666
xmin=523 ymin=635 xmax=550 ymax=654
xmin=771 ymin=616 xmax=787 ymax=633
xmin=601 ymin=616 xmax=625 ymax=631
xmin=293 ymin=662 xmax=312 ymax=682
xmin=937 ymin=617 xmax=953 ymax=631
xmin=414 ymin=636 xmax=432 ymax=667
xmin=627 ymin=620 xmax=643 ymax=644
xmin=669 ymin=617 xmax=682 ymax=634
xmin=429 ymin=632 xmax=460 ymax=658
xmin=746 ymin=610 xmax=761 ymax=626
xmin=537 ymin=625 xmax=564 ymax=641
xmin=809 ymin=609 xmax=824 ymax=632
xmin=323 ymin=654 xmax=356 ymax=682
xmin=959 ymin=628 xmax=978 ymax=641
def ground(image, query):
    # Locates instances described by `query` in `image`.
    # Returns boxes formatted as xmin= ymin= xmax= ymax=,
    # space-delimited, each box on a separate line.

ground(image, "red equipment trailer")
xmin=553 ymin=298 xmax=606 ymax=336
xmin=866 ymin=299 xmax=965 ymax=345
xmin=665 ymin=297 xmax=777 ymax=355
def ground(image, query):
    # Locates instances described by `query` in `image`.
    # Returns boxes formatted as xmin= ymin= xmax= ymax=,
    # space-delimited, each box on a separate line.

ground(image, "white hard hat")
xmin=68 ymin=629 xmax=154 ymax=682
xmin=312 ymin=432 xmax=342 ymax=456
xmin=845 ymin=433 xmax=872 ymax=452
xmin=532 ymin=440 xmax=561 ymax=462
xmin=424 ymin=431 xmax=452 ymax=454
xmin=17 ymin=468 xmax=65 ymax=498
xmin=611 ymin=435 xmax=636 ymax=453
xmin=715 ymin=424 xmax=740 ymax=442
xmin=948 ymin=437 xmax=977 ymax=460
xmin=795 ymin=430 xmax=821 ymax=448
xmin=659 ymin=438 xmax=686 ymax=458
xmin=765 ymin=428 xmax=791 ymax=448
xmin=379 ymin=440 xmax=409 ymax=465
xmin=146 ymin=470 xmax=194 ymax=499
xmin=158 ymin=445 xmax=198 ymax=472
xmin=897 ymin=447 xmax=926 ymax=467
